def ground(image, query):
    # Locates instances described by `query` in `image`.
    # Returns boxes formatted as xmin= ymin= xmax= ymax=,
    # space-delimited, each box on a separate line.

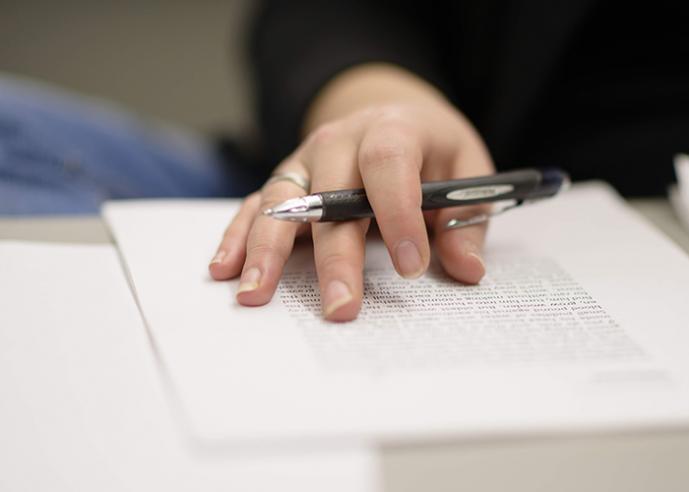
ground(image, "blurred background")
xmin=0 ymin=0 xmax=256 ymax=136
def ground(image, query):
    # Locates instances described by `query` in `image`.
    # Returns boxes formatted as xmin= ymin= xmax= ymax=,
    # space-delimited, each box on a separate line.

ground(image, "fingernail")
xmin=395 ymin=240 xmax=424 ymax=279
xmin=237 ymin=267 xmax=261 ymax=294
xmin=323 ymin=280 xmax=353 ymax=317
xmin=463 ymin=240 xmax=486 ymax=281
xmin=209 ymin=250 xmax=226 ymax=265
xmin=467 ymin=252 xmax=486 ymax=272
xmin=463 ymin=241 xmax=485 ymax=268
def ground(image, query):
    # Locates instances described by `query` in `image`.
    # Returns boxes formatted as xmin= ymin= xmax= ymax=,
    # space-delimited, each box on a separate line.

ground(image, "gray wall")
xmin=0 ymin=0 xmax=255 ymax=135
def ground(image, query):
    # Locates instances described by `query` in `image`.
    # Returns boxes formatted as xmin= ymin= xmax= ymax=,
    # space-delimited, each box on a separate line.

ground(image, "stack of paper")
xmin=671 ymin=154 xmax=689 ymax=230
xmin=0 ymin=242 xmax=377 ymax=491
xmin=103 ymin=183 xmax=689 ymax=446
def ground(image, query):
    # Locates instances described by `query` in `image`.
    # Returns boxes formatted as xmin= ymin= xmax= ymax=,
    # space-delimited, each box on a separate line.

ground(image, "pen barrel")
xmin=316 ymin=168 xmax=566 ymax=221
xmin=421 ymin=169 xmax=544 ymax=209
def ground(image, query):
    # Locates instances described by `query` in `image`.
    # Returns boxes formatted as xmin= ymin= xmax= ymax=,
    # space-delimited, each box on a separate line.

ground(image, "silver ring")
xmin=264 ymin=171 xmax=310 ymax=192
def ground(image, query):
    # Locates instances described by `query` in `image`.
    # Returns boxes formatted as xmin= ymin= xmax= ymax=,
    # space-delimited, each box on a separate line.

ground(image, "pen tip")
xmin=262 ymin=208 xmax=273 ymax=216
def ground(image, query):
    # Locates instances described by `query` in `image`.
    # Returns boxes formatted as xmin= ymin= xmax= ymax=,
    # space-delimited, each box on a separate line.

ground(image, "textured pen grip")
xmin=319 ymin=189 xmax=374 ymax=221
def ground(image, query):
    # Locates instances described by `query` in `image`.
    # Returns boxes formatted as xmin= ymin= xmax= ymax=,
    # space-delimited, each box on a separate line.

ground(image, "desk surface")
xmin=2 ymin=198 xmax=689 ymax=492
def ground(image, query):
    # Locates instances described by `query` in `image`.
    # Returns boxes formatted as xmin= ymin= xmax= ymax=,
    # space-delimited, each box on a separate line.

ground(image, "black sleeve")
xmin=250 ymin=0 xmax=451 ymax=171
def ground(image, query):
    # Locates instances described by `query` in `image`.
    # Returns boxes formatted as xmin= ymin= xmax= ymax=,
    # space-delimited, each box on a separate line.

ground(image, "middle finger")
xmin=358 ymin=121 xmax=430 ymax=279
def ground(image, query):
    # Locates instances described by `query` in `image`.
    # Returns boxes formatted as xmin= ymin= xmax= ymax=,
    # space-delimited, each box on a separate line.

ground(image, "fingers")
xmin=209 ymin=192 xmax=261 ymax=280
xmin=433 ymin=205 xmax=489 ymax=284
xmin=358 ymin=122 xmax=430 ymax=279
xmin=236 ymin=158 xmax=309 ymax=306
xmin=313 ymin=220 xmax=369 ymax=321
xmin=209 ymin=103 xmax=496 ymax=322
xmin=433 ymin=142 xmax=494 ymax=284
xmin=306 ymin=125 xmax=368 ymax=321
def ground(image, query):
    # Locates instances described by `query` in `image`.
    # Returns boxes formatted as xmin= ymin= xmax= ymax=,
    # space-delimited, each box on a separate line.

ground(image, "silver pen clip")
xmin=445 ymin=200 xmax=523 ymax=230
xmin=445 ymin=170 xmax=571 ymax=229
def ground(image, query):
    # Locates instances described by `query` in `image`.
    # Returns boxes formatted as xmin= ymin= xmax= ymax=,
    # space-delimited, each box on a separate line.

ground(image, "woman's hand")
xmin=209 ymin=65 xmax=494 ymax=321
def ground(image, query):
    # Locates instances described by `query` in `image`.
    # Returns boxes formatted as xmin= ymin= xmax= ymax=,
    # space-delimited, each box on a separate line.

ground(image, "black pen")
xmin=263 ymin=168 xmax=569 ymax=229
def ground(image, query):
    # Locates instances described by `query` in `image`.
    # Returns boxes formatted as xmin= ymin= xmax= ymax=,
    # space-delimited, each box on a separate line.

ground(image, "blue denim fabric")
xmin=0 ymin=75 xmax=254 ymax=215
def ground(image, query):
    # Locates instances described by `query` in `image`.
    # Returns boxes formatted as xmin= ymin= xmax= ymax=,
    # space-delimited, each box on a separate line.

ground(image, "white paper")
xmin=281 ymin=255 xmax=644 ymax=371
xmin=103 ymin=183 xmax=689 ymax=445
xmin=0 ymin=242 xmax=378 ymax=491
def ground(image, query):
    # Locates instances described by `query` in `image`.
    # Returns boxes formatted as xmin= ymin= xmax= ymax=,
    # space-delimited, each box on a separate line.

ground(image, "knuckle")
xmin=258 ymin=196 xmax=285 ymax=211
xmin=363 ymin=103 xmax=407 ymax=123
xmin=317 ymin=251 xmax=354 ymax=275
xmin=311 ymin=179 xmax=355 ymax=194
xmin=359 ymin=141 xmax=411 ymax=172
xmin=259 ymin=189 xmax=297 ymax=212
xmin=377 ymin=116 xmax=417 ymax=138
xmin=246 ymin=241 xmax=287 ymax=262
xmin=359 ymin=126 xmax=422 ymax=173
xmin=305 ymin=122 xmax=341 ymax=148
xmin=378 ymin=206 xmax=420 ymax=227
